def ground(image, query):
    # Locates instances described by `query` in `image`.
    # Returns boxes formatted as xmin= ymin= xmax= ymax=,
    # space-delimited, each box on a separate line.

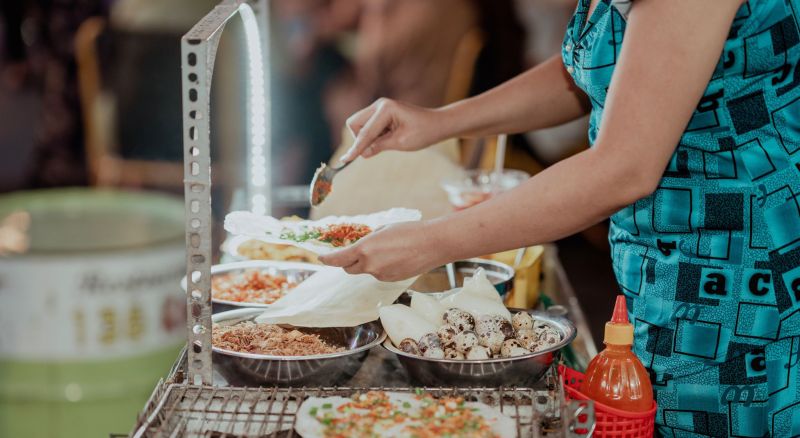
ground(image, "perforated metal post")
xmin=181 ymin=0 xmax=269 ymax=385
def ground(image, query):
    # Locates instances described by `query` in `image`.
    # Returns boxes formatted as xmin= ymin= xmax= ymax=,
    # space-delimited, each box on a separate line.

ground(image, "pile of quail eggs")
xmin=396 ymin=309 xmax=562 ymax=360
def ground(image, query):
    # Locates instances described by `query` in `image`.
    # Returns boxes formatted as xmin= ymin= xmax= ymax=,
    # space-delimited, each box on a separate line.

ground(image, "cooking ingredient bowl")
xmin=383 ymin=310 xmax=576 ymax=387
xmin=211 ymin=308 xmax=385 ymax=386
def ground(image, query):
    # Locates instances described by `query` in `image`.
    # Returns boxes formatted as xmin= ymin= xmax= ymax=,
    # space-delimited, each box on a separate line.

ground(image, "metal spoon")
xmin=309 ymin=161 xmax=352 ymax=207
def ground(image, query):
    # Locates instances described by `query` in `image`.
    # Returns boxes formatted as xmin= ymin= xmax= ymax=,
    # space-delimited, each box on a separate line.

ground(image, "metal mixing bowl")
xmin=181 ymin=260 xmax=323 ymax=313
xmin=407 ymin=258 xmax=515 ymax=301
xmin=211 ymin=308 xmax=385 ymax=386
xmin=383 ymin=310 xmax=576 ymax=387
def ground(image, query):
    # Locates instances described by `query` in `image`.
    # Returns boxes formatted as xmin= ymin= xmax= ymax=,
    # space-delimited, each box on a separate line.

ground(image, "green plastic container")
xmin=0 ymin=189 xmax=186 ymax=437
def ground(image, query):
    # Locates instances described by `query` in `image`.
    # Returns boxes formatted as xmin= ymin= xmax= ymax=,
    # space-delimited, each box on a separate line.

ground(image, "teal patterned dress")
xmin=563 ymin=0 xmax=800 ymax=435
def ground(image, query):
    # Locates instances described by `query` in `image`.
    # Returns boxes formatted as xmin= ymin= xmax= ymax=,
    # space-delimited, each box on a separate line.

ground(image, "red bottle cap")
xmin=611 ymin=295 xmax=629 ymax=324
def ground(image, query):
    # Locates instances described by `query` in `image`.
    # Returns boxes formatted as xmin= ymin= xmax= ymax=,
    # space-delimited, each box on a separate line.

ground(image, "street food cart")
xmin=129 ymin=2 xmax=598 ymax=436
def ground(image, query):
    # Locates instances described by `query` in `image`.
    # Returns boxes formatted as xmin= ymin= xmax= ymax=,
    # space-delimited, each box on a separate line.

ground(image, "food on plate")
xmin=281 ymin=223 xmax=372 ymax=248
xmin=211 ymin=269 xmax=294 ymax=304
xmin=294 ymin=390 xmax=516 ymax=438
xmin=212 ymin=321 xmax=344 ymax=356
xmin=225 ymin=208 xmax=421 ymax=255
xmin=381 ymin=269 xmax=562 ymax=361
xmin=236 ymin=239 xmax=320 ymax=263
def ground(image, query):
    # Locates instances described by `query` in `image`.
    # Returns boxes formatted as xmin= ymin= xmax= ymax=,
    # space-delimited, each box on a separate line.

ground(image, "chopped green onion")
xmin=403 ymin=402 xmax=412 ymax=409
xmin=322 ymin=403 xmax=333 ymax=409
xmin=309 ymin=407 xmax=318 ymax=416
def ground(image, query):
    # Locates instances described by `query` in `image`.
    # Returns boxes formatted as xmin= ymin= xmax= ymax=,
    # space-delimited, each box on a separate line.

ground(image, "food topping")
xmin=312 ymin=178 xmax=333 ymax=205
xmin=307 ymin=391 xmax=498 ymax=438
xmin=280 ymin=223 xmax=372 ymax=248
xmin=317 ymin=223 xmax=372 ymax=247
xmin=212 ymin=321 xmax=345 ymax=356
xmin=211 ymin=270 xmax=293 ymax=304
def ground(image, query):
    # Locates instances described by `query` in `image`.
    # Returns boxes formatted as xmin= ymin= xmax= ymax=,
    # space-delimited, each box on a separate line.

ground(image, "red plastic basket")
xmin=559 ymin=365 xmax=656 ymax=438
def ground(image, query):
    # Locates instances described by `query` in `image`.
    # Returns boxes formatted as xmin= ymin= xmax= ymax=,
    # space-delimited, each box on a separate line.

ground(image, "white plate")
xmin=223 ymin=208 xmax=422 ymax=255
xmin=180 ymin=260 xmax=323 ymax=308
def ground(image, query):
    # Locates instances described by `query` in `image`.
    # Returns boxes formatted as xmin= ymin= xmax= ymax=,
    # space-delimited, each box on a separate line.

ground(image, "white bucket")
xmin=0 ymin=189 xmax=186 ymax=437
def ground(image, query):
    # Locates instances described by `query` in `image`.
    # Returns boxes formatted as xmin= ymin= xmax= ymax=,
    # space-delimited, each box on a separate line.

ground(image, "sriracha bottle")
xmin=580 ymin=296 xmax=654 ymax=412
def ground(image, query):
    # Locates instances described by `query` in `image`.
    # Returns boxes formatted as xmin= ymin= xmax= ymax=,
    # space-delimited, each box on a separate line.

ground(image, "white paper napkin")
xmin=255 ymin=266 xmax=417 ymax=327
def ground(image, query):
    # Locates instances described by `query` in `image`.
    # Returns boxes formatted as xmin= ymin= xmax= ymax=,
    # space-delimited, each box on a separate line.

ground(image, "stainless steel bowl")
xmin=407 ymin=258 xmax=515 ymax=300
xmin=181 ymin=260 xmax=323 ymax=313
xmin=211 ymin=308 xmax=385 ymax=386
xmin=383 ymin=310 xmax=576 ymax=387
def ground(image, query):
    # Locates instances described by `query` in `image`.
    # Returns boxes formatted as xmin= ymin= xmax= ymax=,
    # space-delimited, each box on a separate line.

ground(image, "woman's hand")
xmin=339 ymin=98 xmax=447 ymax=163
xmin=318 ymin=221 xmax=446 ymax=282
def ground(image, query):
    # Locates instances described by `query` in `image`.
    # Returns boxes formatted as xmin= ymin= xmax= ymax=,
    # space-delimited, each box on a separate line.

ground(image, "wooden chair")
xmin=75 ymin=17 xmax=185 ymax=189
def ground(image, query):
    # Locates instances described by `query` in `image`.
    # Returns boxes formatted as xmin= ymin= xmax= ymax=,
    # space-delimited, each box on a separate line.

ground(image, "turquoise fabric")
xmin=563 ymin=0 xmax=800 ymax=435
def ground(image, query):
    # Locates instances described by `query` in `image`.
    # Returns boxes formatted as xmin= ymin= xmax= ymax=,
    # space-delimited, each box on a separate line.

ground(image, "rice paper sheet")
xmin=224 ymin=208 xmax=422 ymax=255
xmin=254 ymin=266 xmax=416 ymax=327
xmin=295 ymin=392 xmax=516 ymax=438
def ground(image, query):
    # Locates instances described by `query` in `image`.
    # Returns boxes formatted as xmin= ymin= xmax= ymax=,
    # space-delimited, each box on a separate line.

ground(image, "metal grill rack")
xmin=129 ymin=0 xmax=599 ymax=436
xmin=133 ymin=352 xmax=595 ymax=438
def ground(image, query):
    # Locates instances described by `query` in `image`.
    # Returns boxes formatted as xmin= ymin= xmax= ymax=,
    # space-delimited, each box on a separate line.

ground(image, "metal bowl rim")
xmin=382 ymin=310 xmax=576 ymax=364
xmin=211 ymin=307 xmax=386 ymax=361
xmin=407 ymin=258 xmax=515 ymax=296
xmin=180 ymin=260 xmax=325 ymax=308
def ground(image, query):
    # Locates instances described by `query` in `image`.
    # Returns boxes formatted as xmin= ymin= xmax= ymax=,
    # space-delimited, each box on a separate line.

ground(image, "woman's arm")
xmin=340 ymin=54 xmax=590 ymax=161
xmin=320 ymin=0 xmax=744 ymax=281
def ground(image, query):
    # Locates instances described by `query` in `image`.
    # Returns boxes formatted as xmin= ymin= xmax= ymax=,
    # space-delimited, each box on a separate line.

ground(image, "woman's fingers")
xmin=341 ymin=99 xmax=395 ymax=163
xmin=345 ymin=103 xmax=375 ymax=140
xmin=318 ymin=246 xmax=360 ymax=268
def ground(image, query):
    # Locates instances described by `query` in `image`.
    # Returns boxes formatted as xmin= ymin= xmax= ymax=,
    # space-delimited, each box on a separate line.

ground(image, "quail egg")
xmin=418 ymin=333 xmax=443 ymax=355
xmin=466 ymin=345 xmax=491 ymax=360
xmin=500 ymin=339 xmax=529 ymax=358
xmin=497 ymin=319 xmax=515 ymax=340
xmin=444 ymin=348 xmax=465 ymax=360
xmin=515 ymin=328 xmax=537 ymax=350
xmin=478 ymin=329 xmax=506 ymax=355
xmin=398 ymin=338 xmax=420 ymax=355
xmin=437 ymin=324 xmax=458 ymax=349
xmin=475 ymin=314 xmax=504 ymax=336
xmin=512 ymin=311 xmax=534 ymax=331
xmin=423 ymin=347 xmax=445 ymax=359
xmin=443 ymin=308 xmax=475 ymax=332
xmin=536 ymin=325 xmax=561 ymax=348
xmin=454 ymin=330 xmax=480 ymax=353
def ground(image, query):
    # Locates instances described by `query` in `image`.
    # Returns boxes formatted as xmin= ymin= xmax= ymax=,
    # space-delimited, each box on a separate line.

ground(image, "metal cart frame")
xmin=130 ymin=0 xmax=599 ymax=435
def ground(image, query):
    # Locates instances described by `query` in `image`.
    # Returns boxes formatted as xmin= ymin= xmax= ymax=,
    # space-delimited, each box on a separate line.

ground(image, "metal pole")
xmin=181 ymin=0 xmax=268 ymax=386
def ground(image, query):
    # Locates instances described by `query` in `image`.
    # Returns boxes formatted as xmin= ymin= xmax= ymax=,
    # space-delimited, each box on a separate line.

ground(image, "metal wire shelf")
xmin=133 ymin=384 xmax=588 ymax=437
